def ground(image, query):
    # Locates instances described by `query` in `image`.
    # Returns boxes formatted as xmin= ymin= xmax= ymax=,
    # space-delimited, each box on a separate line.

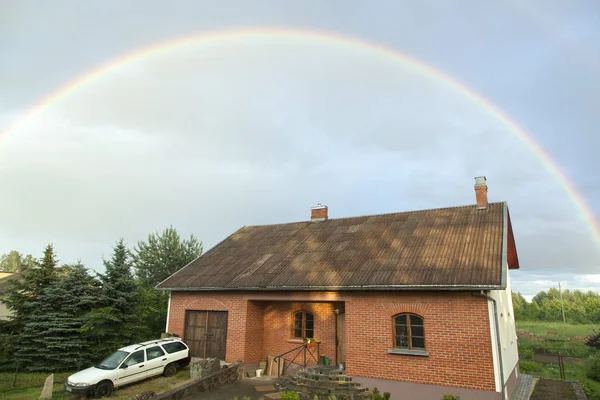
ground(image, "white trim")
xmin=488 ymin=300 xmax=501 ymax=393
xmin=165 ymin=292 xmax=172 ymax=333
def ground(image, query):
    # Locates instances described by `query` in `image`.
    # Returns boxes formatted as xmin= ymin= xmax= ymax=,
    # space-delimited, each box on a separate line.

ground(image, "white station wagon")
xmin=65 ymin=338 xmax=190 ymax=398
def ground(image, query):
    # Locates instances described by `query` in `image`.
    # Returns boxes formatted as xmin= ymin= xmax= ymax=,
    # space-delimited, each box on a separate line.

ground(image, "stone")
xmin=39 ymin=374 xmax=54 ymax=400
xmin=190 ymin=357 xmax=221 ymax=379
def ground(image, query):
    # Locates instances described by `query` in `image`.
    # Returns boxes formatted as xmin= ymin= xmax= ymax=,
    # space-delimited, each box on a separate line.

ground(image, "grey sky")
xmin=1 ymin=0 xmax=599 ymax=300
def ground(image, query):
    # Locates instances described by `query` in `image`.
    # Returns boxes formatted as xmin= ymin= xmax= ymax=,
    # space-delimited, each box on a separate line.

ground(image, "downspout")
xmin=481 ymin=290 xmax=506 ymax=400
xmin=165 ymin=291 xmax=172 ymax=334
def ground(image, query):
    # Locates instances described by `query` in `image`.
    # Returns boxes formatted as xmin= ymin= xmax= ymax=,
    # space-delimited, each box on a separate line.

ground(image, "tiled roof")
xmin=157 ymin=202 xmax=518 ymax=291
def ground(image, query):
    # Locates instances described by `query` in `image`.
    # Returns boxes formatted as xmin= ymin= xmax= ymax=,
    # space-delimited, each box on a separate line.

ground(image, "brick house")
xmin=157 ymin=177 xmax=521 ymax=400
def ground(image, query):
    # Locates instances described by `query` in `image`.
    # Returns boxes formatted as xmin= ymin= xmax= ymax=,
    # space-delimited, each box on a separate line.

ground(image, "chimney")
xmin=311 ymin=204 xmax=328 ymax=222
xmin=474 ymin=176 xmax=488 ymax=209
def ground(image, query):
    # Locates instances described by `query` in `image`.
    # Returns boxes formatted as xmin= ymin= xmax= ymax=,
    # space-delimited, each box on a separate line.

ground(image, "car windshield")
xmin=95 ymin=350 xmax=130 ymax=370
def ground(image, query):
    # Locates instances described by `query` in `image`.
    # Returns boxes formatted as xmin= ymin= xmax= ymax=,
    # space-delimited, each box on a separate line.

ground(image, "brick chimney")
xmin=311 ymin=204 xmax=328 ymax=222
xmin=474 ymin=176 xmax=488 ymax=209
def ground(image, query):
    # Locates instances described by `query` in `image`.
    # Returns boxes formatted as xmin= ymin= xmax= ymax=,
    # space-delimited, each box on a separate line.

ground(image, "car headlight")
xmin=68 ymin=381 xmax=91 ymax=387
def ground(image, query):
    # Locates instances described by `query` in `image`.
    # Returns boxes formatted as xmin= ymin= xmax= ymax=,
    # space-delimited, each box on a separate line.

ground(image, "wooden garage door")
xmin=184 ymin=311 xmax=228 ymax=359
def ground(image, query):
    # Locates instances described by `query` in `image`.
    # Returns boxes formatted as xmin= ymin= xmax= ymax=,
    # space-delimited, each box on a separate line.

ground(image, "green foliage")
xmin=281 ymin=392 xmax=300 ymax=400
xmin=80 ymin=239 xmax=141 ymax=359
xmin=514 ymin=288 xmax=600 ymax=324
xmin=442 ymin=395 xmax=460 ymax=400
xmin=589 ymin=357 xmax=600 ymax=382
xmin=518 ymin=360 xmax=543 ymax=375
xmin=582 ymin=380 xmax=600 ymax=400
xmin=133 ymin=226 xmax=202 ymax=288
xmin=16 ymin=262 xmax=97 ymax=371
xmin=0 ymin=251 xmax=34 ymax=273
xmin=0 ymin=371 xmax=72 ymax=392
xmin=587 ymin=330 xmax=600 ymax=350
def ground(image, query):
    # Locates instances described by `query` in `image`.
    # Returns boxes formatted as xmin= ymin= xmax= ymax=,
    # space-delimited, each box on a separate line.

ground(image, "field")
xmin=516 ymin=321 xmax=600 ymax=400
xmin=0 ymin=369 xmax=191 ymax=400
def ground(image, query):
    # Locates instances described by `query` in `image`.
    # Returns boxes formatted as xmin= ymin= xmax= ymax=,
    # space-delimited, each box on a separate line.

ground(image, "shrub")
xmin=281 ymin=392 xmax=300 ymax=400
xmin=519 ymin=348 xmax=534 ymax=360
xmin=519 ymin=361 xmax=543 ymax=375
xmin=588 ymin=357 xmax=600 ymax=382
xmin=442 ymin=395 xmax=460 ymax=400
xmin=586 ymin=330 xmax=600 ymax=350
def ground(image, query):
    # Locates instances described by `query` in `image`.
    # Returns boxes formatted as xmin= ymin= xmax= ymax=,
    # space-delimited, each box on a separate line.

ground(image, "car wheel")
xmin=163 ymin=362 xmax=178 ymax=377
xmin=94 ymin=380 xmax=113 ymax=398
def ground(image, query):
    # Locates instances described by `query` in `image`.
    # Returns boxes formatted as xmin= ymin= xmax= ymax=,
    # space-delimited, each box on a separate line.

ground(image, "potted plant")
xmin=304 ymin=338 xmax=317 ymax=348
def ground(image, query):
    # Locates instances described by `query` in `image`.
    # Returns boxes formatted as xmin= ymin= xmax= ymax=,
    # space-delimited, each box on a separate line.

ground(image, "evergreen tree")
xmin=81 ymin=239 xmax=139 ymax=359
xmin=3 ymin=245 xmax=59 ymax=331
xmin=17 ymin=263 xmax=96 ymax=371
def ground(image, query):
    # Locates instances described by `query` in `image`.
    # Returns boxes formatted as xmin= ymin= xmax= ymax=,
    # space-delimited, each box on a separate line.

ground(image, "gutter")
xmin=157 ymin=284 xmax=505 ymax=292
xmin=480 ymin=290 xmax=506 ymax=400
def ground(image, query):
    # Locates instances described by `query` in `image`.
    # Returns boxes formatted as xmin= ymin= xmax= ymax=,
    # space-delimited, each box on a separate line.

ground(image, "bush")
xmin=588 ymin=358 xmax=600 ymax=382
xmin=519 ymin=361 xmax=543 ymax=375
xmin=442 ymin=395 xmax=460 ymax=400
xmin=586 ymin=331 xmax=600 ymax=350
xmin=582 ymin=380 xmax=600 ymax=400
xmin=281 ymin=392 xmax=300 ymax=400
xmin=520 ymin=348 xmax=534 ymax=360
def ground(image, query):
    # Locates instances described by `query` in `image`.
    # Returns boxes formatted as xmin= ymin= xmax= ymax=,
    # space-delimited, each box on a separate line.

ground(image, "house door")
xmin=184 ymin=310 xmax=228 ymax=359
xmin=336 ymin=312 xmax=346 ymax=365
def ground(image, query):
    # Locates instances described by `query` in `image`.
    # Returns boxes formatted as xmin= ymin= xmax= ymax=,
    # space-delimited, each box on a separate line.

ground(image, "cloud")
xmin=0 ymin=33 xmax=599 ymax=292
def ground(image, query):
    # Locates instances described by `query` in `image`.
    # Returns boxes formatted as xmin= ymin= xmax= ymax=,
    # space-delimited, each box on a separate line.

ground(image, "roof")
xmin=157 ymin=202 xmax=520 ymax=292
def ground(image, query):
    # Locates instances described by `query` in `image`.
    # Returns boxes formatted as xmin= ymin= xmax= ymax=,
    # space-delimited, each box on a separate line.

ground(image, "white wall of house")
xmin=489 ymin=269 xmax=519 ymax=390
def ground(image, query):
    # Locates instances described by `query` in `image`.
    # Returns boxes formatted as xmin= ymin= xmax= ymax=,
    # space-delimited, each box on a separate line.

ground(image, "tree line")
xmin=0 ymin=227 xmax=202 ymax=372
xmin=512 ymin=288 xmax=600 ymax=324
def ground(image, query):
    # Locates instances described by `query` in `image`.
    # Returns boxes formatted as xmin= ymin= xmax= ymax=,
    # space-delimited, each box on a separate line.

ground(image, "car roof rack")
xmin=132 ymin=337 xmax=181 ymax=350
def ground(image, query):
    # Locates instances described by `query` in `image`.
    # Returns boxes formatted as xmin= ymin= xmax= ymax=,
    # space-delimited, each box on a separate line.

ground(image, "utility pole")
xmin=558 ymin=282 xmax=566 ymax=324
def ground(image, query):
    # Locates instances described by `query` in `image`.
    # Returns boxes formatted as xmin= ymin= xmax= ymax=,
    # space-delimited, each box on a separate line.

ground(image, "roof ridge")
xmin=242 ymin=201 xmax=506 ymax=229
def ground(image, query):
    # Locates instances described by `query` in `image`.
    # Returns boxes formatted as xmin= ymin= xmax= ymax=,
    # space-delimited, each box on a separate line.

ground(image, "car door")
xmin=116 ymin=350 xmax=146 ymax=386
xmin=144 ymin=346 xmax=168 ymax=378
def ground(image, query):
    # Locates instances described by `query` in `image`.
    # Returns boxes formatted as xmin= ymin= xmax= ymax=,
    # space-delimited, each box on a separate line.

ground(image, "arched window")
xmin=292 ymin=311 xmax=314 ymax=339
xmin=393 ymin=313 xmax=425 ymax=350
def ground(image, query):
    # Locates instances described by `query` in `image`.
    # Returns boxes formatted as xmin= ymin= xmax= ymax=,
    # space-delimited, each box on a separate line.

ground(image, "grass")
xmin=0 ymin=371 xmax=73 ymax=392
xmin=516 ymin=321 xmax=599 ymax=340
xmin=0 ymin=369 xmax=191 ymax=400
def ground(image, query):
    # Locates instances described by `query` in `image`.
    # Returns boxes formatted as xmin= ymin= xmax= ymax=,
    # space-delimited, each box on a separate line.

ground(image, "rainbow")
xmin=2 ymin=27 xmax=599 ymax=247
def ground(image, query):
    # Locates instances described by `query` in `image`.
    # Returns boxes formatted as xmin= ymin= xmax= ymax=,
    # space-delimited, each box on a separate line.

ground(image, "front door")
xmin=336 ymin=312 xmax=346 ymax=365
xmin=184 ymin=310 xmax=228 ymax=359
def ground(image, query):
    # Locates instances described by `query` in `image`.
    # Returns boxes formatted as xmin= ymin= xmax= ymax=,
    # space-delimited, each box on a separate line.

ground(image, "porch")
xmin=179 ymin=293 xmax=347 ymax=375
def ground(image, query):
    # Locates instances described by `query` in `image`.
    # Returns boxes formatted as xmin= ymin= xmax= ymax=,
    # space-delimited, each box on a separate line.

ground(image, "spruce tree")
xmin=81 ymin=239 xmax=139 ymax=359
xmin=5 ymin=245 xmax=60 ymax=370
xmin=18 ymin=263 xmax=96 ymax=371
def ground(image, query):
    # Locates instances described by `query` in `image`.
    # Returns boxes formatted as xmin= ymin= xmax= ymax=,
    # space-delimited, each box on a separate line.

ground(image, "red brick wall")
xmin=168 ymin=291 xmax=496 ymax=392
xmin=262 ymin=302 xmax=336 ymax=364
xmin=345 ymin=291 xmax=496 ymax=392
xmin=245 ymin=300 xmax=265 ymax=362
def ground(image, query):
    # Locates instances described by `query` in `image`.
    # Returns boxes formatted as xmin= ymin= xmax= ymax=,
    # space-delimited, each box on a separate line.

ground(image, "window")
xmin=393 ymin=314 xmax=425 ymax=350
xmin=292 ymin=311 xmax=314 ymax=339
xmin=146 ymin=346 xmax=165 ymax=361
xmin=162 ymin=341 xmax=188 ymax=354
xmin=123 ymin=350 xmax=145 ymax=367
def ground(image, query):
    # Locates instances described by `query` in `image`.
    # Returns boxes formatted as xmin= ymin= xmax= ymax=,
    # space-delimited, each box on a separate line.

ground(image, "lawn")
xmin=516 ymin=321 xmax=598 ymax=340
xmin=0 ymin=369 xmax=191 ymax=400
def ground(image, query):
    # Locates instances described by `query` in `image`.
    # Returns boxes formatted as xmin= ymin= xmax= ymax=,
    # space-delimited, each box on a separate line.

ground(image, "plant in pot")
xmin=304 ymin=338 xmax=317 ymax=348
